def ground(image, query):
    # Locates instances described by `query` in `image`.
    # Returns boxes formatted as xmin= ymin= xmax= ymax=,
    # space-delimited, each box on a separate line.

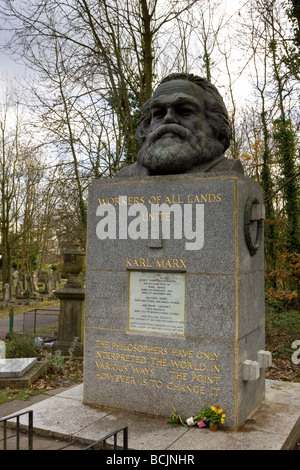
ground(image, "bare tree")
xmin=1 ymin=0 xmax=206 ymax=248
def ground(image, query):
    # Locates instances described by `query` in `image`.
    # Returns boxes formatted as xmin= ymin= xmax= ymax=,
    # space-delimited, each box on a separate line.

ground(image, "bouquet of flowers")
xmin=169 ymin=405 xmax=225 ymax=430
xmin=197 ymin=406 xmax=226 ymax=428
xmin=168 ymin=410 xmax=188 ymax=427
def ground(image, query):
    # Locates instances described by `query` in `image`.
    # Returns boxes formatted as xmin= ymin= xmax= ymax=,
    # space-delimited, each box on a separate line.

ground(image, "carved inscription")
xmin=129 ymin=271 xmax=185 ymax=335
xmin=94 ymin=340 xmax=221 ymax=397
xmin=97 ymin=193 xmax=222 ymax=206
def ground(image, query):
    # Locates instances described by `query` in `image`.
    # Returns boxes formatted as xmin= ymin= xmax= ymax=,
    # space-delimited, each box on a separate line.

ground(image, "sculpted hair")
xmin=136 ymin=73 xmax=232 ymax=152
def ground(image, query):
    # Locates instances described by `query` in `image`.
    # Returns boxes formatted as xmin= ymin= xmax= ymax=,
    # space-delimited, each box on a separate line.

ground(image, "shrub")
xmin=5 ymin=333 xmax=39 ymax=358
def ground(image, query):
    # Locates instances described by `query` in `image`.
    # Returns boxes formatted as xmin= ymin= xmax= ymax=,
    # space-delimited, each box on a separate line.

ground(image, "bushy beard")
xmin=137 ymin=124 xmax=223 ymax=175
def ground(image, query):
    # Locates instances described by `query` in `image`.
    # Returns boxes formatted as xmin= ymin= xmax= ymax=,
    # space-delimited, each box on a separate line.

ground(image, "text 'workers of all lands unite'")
xmin=95 ymin=193 xmax=223 ymax=251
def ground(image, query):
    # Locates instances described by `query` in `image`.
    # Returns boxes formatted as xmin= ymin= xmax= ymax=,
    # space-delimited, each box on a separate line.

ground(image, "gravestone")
xmin=0 ymin=358 xmax=37 ymax=378
xmin=83 ymin=73 xmax=270 ymax=429
xmin=3 ymin=284 xmax=10 ymax=302
xmin=33 ymin=271 xmax=39 ymax=291
xmin=9 ymin=278 xmax=16 ymax=298
xmin=0 ymin=341 xmax=5 ymax=359
xmin=16 ymin=281 xmax=22 ymax=298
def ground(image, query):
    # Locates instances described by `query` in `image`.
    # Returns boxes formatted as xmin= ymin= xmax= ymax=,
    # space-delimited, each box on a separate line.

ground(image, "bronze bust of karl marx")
xmin=117 ymin=73 xmax=243 ymax=177
xmin=117 ymin=73 xmax=243 ymax=176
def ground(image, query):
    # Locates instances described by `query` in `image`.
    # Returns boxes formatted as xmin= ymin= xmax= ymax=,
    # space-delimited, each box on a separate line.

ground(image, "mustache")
xmin=147 ymin=124 xmax=194 ymax=145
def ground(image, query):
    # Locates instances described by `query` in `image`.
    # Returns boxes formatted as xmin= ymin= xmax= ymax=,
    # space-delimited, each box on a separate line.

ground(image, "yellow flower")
xmin=210 ymin=406 xmax=216 ymax=411
xmin=217 ymin=408 xmax=223 ymax=414
xmin=221 ymin=418 xmax=225 ymax=424
xmin=222 ymin=414 xmax=225 ymax=418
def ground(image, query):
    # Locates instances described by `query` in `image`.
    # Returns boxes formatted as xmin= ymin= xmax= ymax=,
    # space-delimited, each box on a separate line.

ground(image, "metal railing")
xmin=22 ymin=308 xmax=60 ymax=334
xmin=84 ymin=426 xmax=128 ymax=450
xmin=0 ymin=410 xmax=33 ymax=450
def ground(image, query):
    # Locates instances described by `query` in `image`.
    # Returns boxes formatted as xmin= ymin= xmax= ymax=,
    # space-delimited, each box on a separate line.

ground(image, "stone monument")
xmin=83 ymin=73 xmax=270 ymax=429
xmin=53 ymin=245 xmax=85 ymax=356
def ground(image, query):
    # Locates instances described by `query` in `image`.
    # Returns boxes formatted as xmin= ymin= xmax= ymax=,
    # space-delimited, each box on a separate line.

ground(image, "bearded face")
xmin=136 ymin=79 xmax=224 ymax=175
xmin=137 ymin=123 xmax=223 ymax=175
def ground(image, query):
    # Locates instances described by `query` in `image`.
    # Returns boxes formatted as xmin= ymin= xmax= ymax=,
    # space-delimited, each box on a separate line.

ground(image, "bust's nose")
xmin=164 ymin=107 xmax=178 ymax=124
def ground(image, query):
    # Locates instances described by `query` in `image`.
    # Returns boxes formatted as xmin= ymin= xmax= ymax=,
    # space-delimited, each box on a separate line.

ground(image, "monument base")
xmin=83 ymin=327 xmax=266 ymax=429
xmin=84 ymin=173 xmax=267 ymax=429
xmin=52 ymin=340 xmax=84 ymax=357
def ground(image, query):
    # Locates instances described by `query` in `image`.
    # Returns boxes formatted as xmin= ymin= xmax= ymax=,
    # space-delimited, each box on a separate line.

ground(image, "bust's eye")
xmin=177 ymin=106 xmax=193 ymax=117
xmin=152 ymin=108 xmax=166 ymax=119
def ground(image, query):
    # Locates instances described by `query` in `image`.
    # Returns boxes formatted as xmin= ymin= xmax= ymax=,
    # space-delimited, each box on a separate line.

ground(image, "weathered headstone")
xmin=9 ymin=270 xmax=19 ymax=298
xmin=0 ymin=341 xmax=5 ymax=359
xmin=9 ymin=279 xmax=15 ymax=298
xmin=45 ymin=278 xmax=53 ymax=294
xmin=53 ymin=270 xmax=61 ymax=284
xmin=3 ymin=284 xmax=10 ymax=302
xmin=33 ymin=271 xmax=39 ymax=291
xmin=83 ymin=73 xmax=270 ymax=429
xmin=28 ymin=275 xmax=35 ymax=294
xmin=16 ymin=281 xmax=22 ymax=298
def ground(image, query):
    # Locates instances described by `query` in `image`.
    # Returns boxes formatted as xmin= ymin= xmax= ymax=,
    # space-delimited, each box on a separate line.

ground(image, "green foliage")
xmin=265 ymin=298 xmax=300 ymax=359
xmin=46 ymin=349 xmax=65 ymax=371
xmin=168 ymin=411 xmax=188 ymax=427
xmin=285 ymin=0 xmax=300 ymax=78
xmin=266 ymin=298 xmax=300 ymax=331
xmin=273 ymin=117 xmax=300 ymax=253
xmin=44 ymin=337 xmax=80 ymax=373
xmin=5 ymin=333 xmax=39 ymax=358
xmin=68 ymin=336 xmax=79 ymax=363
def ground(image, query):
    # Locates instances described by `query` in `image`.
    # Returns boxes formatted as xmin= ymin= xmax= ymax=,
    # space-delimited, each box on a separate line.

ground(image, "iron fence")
xmin=0 ymin=410 xmax=33 ymax=450
xmin=84 ymin=426 xmax=128 ymax=450
xmin=22 ymin=308 xmax=60 ymax=334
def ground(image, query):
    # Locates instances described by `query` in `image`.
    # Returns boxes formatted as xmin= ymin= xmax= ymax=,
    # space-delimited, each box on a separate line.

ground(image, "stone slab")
xmin=0 ymin=358 xmax=37 ymax=378
xmin=3 ymin=380 xmax=299 ymax=450
xmin=0 ymin=360 xmax=48 ymax=388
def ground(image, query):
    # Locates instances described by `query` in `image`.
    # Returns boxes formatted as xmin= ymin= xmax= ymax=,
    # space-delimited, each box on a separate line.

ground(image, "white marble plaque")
xmin=129 ymin=271 xmax=185 ymax=335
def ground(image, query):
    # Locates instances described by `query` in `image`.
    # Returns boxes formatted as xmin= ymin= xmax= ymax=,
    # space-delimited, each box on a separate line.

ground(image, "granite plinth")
xmin=0 ymin=358 xmax=37 ymax=378
xmin=84 ymin=173 xmax=266 ymax=429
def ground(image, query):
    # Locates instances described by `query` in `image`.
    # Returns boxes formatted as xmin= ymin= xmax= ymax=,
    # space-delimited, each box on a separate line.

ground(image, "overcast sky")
xmin=0 ymin=0 xmax=254 ymax=108
xmin=0 ymin=19 xmax=25 ymax=79
xmin=0 ymin=0 xmax=246 ymax=76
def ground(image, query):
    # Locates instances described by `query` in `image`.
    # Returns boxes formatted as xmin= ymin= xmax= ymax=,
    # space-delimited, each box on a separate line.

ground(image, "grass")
xmin=0 ymin=387 xmax=46 ymax=405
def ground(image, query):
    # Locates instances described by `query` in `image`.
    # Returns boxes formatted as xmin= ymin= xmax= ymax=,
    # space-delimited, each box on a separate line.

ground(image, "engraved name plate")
xmin=129 ymin=271 xmax=185 ymax=335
